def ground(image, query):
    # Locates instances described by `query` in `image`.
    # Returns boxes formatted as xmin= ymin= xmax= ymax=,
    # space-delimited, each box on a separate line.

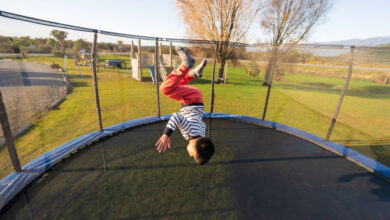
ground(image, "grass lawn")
xmin=1 ymin=55 xmax=389 ymax=180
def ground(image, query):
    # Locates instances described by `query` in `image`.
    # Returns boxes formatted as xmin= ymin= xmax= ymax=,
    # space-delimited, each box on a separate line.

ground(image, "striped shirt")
xmin=164 ymin=104 xmax=206 ymax=140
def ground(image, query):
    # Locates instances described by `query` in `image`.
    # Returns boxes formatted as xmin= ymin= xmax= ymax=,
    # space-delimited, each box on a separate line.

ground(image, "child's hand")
xmin=156 ymin=134 xmax=171 ymax=153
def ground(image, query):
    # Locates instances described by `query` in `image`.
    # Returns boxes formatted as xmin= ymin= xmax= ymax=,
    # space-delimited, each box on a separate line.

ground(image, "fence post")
xmin=0 ymin=89 xmax=22 ymax=172
xmin=325 ymin=46 xmax=355 ymax=141
xmin=138 ymin=39 xmax=142 ymax=80
xmin=262 ymin=44 xmax=279 ymax=121
xmin=210 ymin=43 xmax=218 ymax=113
xmin=155 ymin=38 xmax=161 ymax=117
xmin=91 ymin=31 xmax=103 ymax=131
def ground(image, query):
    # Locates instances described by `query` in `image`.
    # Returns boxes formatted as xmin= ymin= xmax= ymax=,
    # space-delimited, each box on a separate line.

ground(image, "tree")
xmin=73 ymin=39 xmax=89 ymax=54
xmin=50 ymin=30 xmax=68 ymax=56
xmin=176 ymin=0 xmax=261 ymax=83
xmin=9 ymin=37 xmax=30 ymax=58
xmin=19 ymin=46 xmax=29 ymax=59
xmin=117 ymin=40 xmax=124 ymax=53
xmin=260 ymin=0 xmax=332 ymax=85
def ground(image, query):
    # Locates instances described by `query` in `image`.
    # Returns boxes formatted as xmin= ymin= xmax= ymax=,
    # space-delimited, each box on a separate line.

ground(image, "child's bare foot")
xmin=175 ymin=46 xmax=194 ymax=68
xmin=190 ymin=59 xmax=207 ymax=78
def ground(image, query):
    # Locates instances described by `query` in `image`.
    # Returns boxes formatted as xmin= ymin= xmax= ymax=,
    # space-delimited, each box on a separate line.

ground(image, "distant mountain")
xmin=314 ymin=36 xmax=390 ymax=46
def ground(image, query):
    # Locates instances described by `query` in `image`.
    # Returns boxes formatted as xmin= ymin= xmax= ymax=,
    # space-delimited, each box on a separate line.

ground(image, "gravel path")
xmin=0 ymin=60 xmax=67 ymax=135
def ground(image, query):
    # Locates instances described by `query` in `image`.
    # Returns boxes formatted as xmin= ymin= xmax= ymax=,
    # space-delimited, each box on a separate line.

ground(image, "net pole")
xmin=91 ymin=31 xmax=103 ymax=131
xmin=325 ymin=46 xmax=355 ymax=141
xmin=155 ymin=38 xmax=161 ymax=117
xmin=169 ymin=42 xmax=173 ymax=67
xmin=0 ymin=89 xmax=22 ymax=172
xmin=210 ymin=43 xmax=218 ymax=113
xmin=64 ymin=54 xmax=67 ymax=78
xmin=262 ymin=44 xmax=279 ymax=121
xmin=138 ymin=39 xmax=142 ymax=81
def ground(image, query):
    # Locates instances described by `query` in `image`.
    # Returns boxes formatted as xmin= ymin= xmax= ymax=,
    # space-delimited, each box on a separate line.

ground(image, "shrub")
xmin=246 ymin=57 xmax=261 ymax=78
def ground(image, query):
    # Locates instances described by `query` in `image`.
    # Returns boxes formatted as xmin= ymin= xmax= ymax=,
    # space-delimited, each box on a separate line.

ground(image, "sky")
xmin=1 ymin=0 xmax=390 ymax=43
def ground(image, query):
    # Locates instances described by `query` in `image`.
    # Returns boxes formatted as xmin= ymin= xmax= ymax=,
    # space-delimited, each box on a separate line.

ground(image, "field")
xmin=0 ymin=54 xmax=389 ymax=180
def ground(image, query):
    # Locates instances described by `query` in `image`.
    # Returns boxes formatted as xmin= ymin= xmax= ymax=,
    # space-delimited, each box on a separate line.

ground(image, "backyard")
xmin=0 ymin=54 xmax=389 ymax=179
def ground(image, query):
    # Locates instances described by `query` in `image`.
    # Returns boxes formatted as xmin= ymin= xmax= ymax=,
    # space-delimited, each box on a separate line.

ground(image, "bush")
xmin=19 ymin=46 xmax=29 ymax=58
xmin=246 ymin=58 xmax=261 ymax=78
xmin=273 ymin=65 xmax=285 ymax=81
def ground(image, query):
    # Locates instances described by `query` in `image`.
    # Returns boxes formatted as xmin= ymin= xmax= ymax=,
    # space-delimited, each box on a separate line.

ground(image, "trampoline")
xmin=1 ymin=114 xmax=390 ymax=219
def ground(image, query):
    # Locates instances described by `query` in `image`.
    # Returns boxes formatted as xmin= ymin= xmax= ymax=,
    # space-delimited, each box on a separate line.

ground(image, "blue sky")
xmin=1 ymin=0 xmax=390 ymax=43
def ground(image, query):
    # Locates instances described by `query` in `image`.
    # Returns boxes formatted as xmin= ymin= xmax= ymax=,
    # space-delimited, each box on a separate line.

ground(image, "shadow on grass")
xmin=363 ymin=85 xmax=390 ymax=95
xmin=302 ymin=82 xmax=334 ymax=89
xmin=68 ymin=74 xmax=91 ymax=79
xmin=190 ymin=78 xmax=211 ymax=84
xmin=139 ymin=77 xmax=154 ymax=82
xmin=190 ymin=77 xmax=264 ymax=87
xmin=99 ymin=69 xmax=131 ymax=75
xmin=275 ymin=81 xmax=390 ymax=99
xmin=70 ymin=81 xmax=88 ymax=87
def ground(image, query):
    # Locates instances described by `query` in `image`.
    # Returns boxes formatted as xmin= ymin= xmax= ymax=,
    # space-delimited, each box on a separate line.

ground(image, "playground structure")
xmin=77 ymin=50 xmax=91 ymax=66
xmin=130 ymin=40 xmax=180 ymax=83
xmin=63 ymin=54 xmax=83 ymax=78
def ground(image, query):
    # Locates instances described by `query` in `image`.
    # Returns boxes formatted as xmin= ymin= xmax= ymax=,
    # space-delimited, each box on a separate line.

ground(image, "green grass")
xmin=1 ymin=56 xmax=389 ymax=186
xmin=0 ymin=55 xmax=389 ymax=218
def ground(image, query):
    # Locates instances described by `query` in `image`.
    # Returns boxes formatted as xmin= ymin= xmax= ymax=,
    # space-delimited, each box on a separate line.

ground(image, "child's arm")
xmin=164 ymin=112 xmax=184 ymax=136
xmin=156 ymin=134 xmax=171 ymax=153
xmin=155 ymin=112 xmax=184 ymax=153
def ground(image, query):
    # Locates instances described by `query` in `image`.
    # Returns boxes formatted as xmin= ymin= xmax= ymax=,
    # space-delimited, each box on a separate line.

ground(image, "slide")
xmin=148 ymin=65 xmax=156 ymax=83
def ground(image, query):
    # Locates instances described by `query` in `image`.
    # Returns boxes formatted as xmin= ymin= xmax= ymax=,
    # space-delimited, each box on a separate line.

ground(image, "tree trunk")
xmin=61 ymin=40 xmax=66 ymax=56
xmin=217 ymin=60 xmax=226 ymax=83
xmin=263 ymin=46 xmax=279 ymax=86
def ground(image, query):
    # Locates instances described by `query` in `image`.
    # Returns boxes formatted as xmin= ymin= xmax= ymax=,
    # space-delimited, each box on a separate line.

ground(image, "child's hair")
xmin=195 ymin=137 xmax=215 ymax=165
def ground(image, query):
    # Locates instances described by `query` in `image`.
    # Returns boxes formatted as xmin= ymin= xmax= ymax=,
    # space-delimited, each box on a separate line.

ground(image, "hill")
xmin=315 ymin=36 xmax=390 ymax=46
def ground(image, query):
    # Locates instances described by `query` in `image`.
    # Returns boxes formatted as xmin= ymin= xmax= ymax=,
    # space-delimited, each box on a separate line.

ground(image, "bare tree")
xmin=176 ymin=0 xmax=261 ymax=83
xmin=261 ymin=0 xmax=332 ymax=85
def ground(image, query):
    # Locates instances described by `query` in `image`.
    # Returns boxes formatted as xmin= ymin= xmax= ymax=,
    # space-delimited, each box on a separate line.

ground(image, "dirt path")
xmin=0 ymin=59 xmax=67 ymax=135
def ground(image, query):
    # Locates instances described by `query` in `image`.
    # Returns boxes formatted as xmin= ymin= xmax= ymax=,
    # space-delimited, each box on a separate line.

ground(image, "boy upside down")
xmin=155 ymin=46 xmax=214 ymax=165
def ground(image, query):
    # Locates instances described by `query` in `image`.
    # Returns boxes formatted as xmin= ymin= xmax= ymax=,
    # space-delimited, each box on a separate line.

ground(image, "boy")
xmin=155 ymin=46 xmax=214 ymax=165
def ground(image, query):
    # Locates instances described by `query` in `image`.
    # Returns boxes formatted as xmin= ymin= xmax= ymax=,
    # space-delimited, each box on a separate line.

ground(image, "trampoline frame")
xmin=1 ymin=113 xmax=390 ymax=210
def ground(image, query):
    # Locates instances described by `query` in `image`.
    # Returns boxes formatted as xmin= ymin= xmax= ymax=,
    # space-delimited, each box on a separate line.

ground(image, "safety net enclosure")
xmin=1 ymin=115 xmax=390 ymax=219
xmin=1 ymin=9 xmax=390 ymax=220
